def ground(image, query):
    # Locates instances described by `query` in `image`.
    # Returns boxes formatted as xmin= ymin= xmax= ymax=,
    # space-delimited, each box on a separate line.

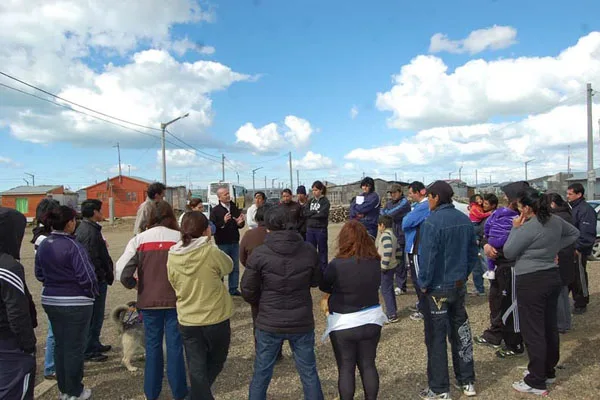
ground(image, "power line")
xmin=0 ymin=71 xmax=161 ymax=131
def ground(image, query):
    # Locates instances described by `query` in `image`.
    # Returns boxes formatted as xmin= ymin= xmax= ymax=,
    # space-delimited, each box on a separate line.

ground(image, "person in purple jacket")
xmin=349 ymin=177 xmax=381 ymax=238
xmin=35 ymin=206 xmax=99 ymax=400
xmin=482 ymin=206 xmax=518 ymax=280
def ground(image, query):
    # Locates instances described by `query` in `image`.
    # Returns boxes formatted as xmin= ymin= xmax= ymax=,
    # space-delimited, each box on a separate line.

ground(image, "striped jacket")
xmin=376 ymin=229 xmax=399 ymax=270
xmin=116 ymin=226 xmax=180 ymax=309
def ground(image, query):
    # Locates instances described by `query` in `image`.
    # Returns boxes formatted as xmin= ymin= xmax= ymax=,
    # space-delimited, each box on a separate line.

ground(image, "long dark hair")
xmin=336 ymin=220 xmax=380 ymax=260
xmin=147 ymin=201 xmax=179 ymax=231
xmin=518 ymin=188 xmax=551 ymax=225
xmin=180 ymin=211 xmax=209 ymax=247
xmin=312 ymin=180 xmax=327 ymax=196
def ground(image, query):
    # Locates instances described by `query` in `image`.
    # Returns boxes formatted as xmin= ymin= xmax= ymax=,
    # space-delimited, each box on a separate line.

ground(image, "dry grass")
xmin=22 ymin=221 xmax=600 ymax=399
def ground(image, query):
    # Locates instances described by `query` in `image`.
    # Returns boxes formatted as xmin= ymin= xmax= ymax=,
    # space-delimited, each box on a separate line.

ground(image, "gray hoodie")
xmin=504 ymin=215 xmax=580 ymax=276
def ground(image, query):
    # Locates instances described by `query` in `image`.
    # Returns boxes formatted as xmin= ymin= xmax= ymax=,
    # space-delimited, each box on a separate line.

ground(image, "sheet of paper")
xmin=356 ymin=195 xmax=365 ymax=205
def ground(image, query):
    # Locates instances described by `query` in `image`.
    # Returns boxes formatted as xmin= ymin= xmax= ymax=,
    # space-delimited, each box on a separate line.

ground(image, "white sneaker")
xmin=455 ymin=383 xmax=476 ymax=397
xmin=512 ymin=380 xmax=548 ymax=396
xmin=67 ymin=388 xmax=92 ymax=400
xmin=394 ymin=287 xmax=406 ymax=296
xmin=419 ymin=388 xmax=452 ymax=399
xmin=523 ymin=370 xmax=556 ymax=384
xmin=410 ymin=312 xmax=424 ymax=321
xmin=483 ymin=270 xmax=496 ymax=280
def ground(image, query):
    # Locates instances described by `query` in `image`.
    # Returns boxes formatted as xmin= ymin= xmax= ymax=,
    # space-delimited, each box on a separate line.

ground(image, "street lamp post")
xmin=160 ymin=112 xmax=190 ymax=186
xmin=525 ymin=159 xmax=535 ymax=181
xmin=252 ymin=167 xmax=263 ymax=192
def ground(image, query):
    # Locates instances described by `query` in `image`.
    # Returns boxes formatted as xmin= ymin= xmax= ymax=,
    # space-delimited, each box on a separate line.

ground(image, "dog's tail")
xmin=111 ymin=305 xmax=130 ymax=334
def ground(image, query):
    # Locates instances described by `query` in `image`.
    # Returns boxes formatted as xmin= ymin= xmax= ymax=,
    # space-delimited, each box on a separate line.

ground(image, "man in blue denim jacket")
xmin=417 ymin=181 xmax=478 ymax=400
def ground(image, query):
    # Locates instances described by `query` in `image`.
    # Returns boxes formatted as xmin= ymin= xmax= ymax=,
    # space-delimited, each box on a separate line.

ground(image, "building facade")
xmin=83 ymin=176 xmax=151 ymax=218
xmin=0 ymin=185 xmax=67 ymax=220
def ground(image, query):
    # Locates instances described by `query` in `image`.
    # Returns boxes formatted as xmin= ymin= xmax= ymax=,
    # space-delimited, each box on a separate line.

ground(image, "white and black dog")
xmin=111 ymin=301 xmax=145 ymax=372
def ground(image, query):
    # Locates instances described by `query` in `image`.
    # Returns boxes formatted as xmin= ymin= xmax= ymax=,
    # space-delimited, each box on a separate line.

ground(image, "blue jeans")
xmin=250 ymin=329 xmax=323 ymax=400
xmin=471 ymin=248 xmax=486 ymax=293
xmin=86 ymin=282 xmax=107 ymax=354
xmin=142 ymin=309 xmax=188 ymax=400
xmin=44 ymin=318 xmax=55 ymax=376
xmin=306 ymin=228 xmax=328 ymax=271
xmin=381 ymin=268 xmax=397 ymax=318
xmin=218 ymin=243 xmax=240 ymax=294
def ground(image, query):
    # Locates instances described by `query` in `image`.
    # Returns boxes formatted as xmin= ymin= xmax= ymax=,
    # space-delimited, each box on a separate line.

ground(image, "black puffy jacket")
xmin=74 ymin=219 xmax=114 ymax=284
xmin=570 ymin=197 xmax=597 ymax=255
xmin=551 ymin=206 xmax=578 ymax=286
xmin=241 ymin=230 xmax=321 ymax=334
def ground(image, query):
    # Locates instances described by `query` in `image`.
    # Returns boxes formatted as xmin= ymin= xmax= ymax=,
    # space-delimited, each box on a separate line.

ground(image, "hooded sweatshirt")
xmin=167 ymin=237 xmax=233 ymax=326
xmin=305 ymin=196 xmax=331 ymax=230
xmin=0 ymin=208 xmax=37 ymax=353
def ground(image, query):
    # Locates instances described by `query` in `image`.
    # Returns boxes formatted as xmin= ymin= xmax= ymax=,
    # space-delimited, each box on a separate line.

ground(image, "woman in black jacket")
xmin=548 ymin=193 xmax=577 ymax=333
xmin=305 ymin=181 xmax=331 ymax=272
xmin=320 ymin=220 xmax=387 ymax=400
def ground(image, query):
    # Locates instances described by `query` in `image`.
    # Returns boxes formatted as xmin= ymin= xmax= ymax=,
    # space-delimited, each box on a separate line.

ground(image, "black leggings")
xmin=330 ymin=324 xmax=381 ymax=400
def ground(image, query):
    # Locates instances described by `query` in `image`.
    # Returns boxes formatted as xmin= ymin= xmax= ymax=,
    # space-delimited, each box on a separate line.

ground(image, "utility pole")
xmin=23 ymin=178 xmax=29 ymax=186
xmin=587 ymin=83 xmax=595 ymax=199
xmin=289 ymin=152 xmax=293 ymax=190
xmin=128 ymin=165 xmax=131 ymax=176
xmin=449 ymin=172 xmax=453 ymax=180
xmin=458 ymin=166 xmax=463 ymax=182
xmin=395 ymin=172 xmax=398 ymax=181
xmin=475 ymin=169 xmax=478 ymax=186
xmin=221 ymin=154 xmax=225 ymax=182
xmin=525 ymin=159 xmax=535 ymax=181
xmin=271 ymin=178 xmax=278 ymax=189
xmin=24 ymin=173 xmax=35 ymax=186
xmin=113 ymin=142 xmax=122 ymax=177
xmin=567 ymin=146 xmax=571 ymax=176
xmin=160 ymin=112 xmax=190 ymax=186
xmin=252 ymin=167 xmax=263 ymax=192
xmin=297 ymin=170 xmax=300 ymax=187
xmin=362 ymin=171 xmax=365 ymax=179
xmin=236 ymin=171 xmax=240 ymax=184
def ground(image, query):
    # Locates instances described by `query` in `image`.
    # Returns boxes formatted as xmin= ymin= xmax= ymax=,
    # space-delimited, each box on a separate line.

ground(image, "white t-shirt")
xmin=247 ymin=204 xmax=258 ymax=230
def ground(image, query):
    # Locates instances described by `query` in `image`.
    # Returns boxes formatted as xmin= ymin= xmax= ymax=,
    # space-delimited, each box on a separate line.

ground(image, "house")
xmin=566 ymin=168 xmax=600 ymax=199
xmin=0 ymin=185 xmax=76 ymax=220
xmin=529 ymin=172 xmax=572 ymax=194
xmin=83 ymin=176 xmax=152 ymax=218
xmin=443 ymin=180 xmax=475 ymax=199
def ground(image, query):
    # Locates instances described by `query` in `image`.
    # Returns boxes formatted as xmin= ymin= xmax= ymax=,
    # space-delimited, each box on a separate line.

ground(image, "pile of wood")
xmin=329 ymin=205 xmax=350 ymax=223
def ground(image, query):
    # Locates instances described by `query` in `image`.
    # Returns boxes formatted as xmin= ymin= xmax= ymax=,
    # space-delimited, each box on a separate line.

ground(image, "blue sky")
xmin=1 ymin=0 xmax=600 ymax=192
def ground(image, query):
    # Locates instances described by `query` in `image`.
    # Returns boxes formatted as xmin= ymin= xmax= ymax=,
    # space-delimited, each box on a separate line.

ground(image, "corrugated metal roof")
xmin=0 ymin=185 xmax=62 ymax=195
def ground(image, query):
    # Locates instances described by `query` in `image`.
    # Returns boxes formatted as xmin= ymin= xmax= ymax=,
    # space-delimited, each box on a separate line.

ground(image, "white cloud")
xmin=350 ymin=106 xmax=358 ymax=119
xmin=159 ymin=149 xmax=201 ymax=168
xmin=108 ymin=163 xmax=138 ymax=174
xmin=292 ymin=151 xmax=334 ymax=170
xmin=235 ymin=116 xmax=315 ymax=152
xmin=0 ymin=156 xmax=22 ymax=168
xmin=343 ymin=162 xmax=357 ymax=170
xmin=377 ymin=32 xmax=600 ymax=130
xmin=0 ymin=157 xmax=13 ymax=164
xmin=0 ymin=1 xmax=249 ymax=148
xmin=429 ymin=25 xmax=517 ymax=55
xmin=346 ymin=103 xmax=600 ymax=182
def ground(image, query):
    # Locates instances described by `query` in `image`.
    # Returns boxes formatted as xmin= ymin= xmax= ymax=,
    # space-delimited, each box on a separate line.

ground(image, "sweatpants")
xmin=569 ymin=253 xmax=590 ymax=309
xmin=0 ymin=337 xmax=35 ymax=400
xmin=407 ymin=253 xmax=424 ymax=311
xmin=556 ymin=286 xmax=572 ymax=332
xmin=516 ymin=268 xmax=562 ymax=391
xmin=329 ymin=324 xmax=382 ymax=400
xmin=179 ymin=320 xmax=231 ymax=400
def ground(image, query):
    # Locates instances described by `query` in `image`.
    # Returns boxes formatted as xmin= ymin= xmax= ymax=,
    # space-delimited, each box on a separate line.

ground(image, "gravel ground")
xmin=22 ymin=220 xmax=600 ymax=400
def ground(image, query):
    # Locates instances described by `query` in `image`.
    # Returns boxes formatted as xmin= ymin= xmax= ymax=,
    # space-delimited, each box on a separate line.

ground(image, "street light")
xmin=252 ymin=167 xmax=263 ymax=191
xmin=160 ymin=112 xmax=190 ymax=185
xmin=525 ymin=159 xmax=535 ymax=181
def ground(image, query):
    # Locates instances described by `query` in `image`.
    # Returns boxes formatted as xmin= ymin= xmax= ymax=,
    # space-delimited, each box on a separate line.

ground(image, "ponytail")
xmin=180 ymin=211 xmax=209 ymax=247
xmin=312 ymin=180 xmax=326 ymax=196
xmin=518 ymin=188 xmax=551 ymax=225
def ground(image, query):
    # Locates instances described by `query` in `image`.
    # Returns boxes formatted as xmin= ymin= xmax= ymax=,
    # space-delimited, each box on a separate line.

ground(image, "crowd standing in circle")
xmin=0 ymin=176 xmax=596 ymax=400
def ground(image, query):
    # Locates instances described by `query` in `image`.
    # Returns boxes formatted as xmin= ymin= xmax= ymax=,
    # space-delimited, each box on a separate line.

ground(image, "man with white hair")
xmin=210 ymin=187 xmax=245 ymax=295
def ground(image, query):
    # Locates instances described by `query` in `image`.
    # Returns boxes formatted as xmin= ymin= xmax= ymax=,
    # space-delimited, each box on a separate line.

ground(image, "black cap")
xmin=296 ymin=185 xmax=307 ymax=195
xmin=501 ymin=181 xmax=530 ymax=202
xmin=426 ymin=181 xmax=454 ymax=204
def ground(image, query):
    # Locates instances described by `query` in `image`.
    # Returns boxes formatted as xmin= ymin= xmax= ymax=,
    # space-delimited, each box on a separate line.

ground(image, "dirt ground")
xmin=22 ymin=220 xmax=600 ymax=399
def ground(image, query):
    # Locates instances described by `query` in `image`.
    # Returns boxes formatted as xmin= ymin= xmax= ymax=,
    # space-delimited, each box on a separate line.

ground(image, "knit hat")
xmin=296 ymin=185 xmax=307 ymax=195
xmin=501 ymin=181 xmax=530 ymax=202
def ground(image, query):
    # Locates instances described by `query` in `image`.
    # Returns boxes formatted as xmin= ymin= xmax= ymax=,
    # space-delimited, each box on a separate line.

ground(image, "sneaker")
xmin=512 ymin=380 xmax=548 ymax=396
xmin=474 ymin=335 xmax=501 ymax=349
xmin=44 ymin=373 xmax=56 ymax=380
xmin=84 ymin=352 xmax=108 ymax=362
xmin=230 ymin=290 xmax=242 ymax=297
xmin=483 ymin=270 xmax=496 ymax=280
xmin=386 ymin=316 xmax=399 ymax=324
xmin=469 ymin=290 xmax=486 ymax=297
xmin=96 ymin=344 xmax=112 ymax=353
xmin=67 ymin=388 xmax=92 ymax=400
xmin=418 ymin=388 xmax=452 ymax=399
xmin=573 ymin=307 xmax=587 ymax=315
xmin=410 ymin=312 xmax=424 ymax=321
xmin=523 ymin=370 xmax=556 ymax=384
xmin=409 ymin=302 xmax=419 ymax=312
xmin=454 ymin=383 xmax=476 ymax=397
xmin=395 ymin=287 xmax=407 ymax=296
xmin=496 ymin=347 xmax=524 ymax=358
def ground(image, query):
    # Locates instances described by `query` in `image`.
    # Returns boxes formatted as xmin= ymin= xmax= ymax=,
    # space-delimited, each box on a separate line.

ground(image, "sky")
xmin=2 ymin=0 xmax=600 ymax=192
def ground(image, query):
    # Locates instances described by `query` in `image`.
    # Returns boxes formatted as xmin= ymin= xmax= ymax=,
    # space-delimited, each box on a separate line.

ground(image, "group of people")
xmin=0 ymin=176 xmax=595 ymax=400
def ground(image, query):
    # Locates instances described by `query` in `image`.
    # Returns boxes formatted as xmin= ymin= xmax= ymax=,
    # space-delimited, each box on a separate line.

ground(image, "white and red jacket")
xmin=116 ymin=226 xmax=180 ymax=309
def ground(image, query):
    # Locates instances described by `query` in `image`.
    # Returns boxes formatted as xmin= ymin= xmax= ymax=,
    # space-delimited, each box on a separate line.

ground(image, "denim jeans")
xmin=43 ymin=305 xmax=92 ymax=397
xmin=218 ymin=243 xmax=240 ymax=294
xmin=381 ymin=268 xmax=397 ymax=319
xmin=422 ymin=286 xmax=475 ymax=394
xmin=142 ymin=309 xmax=188 ymax=400
xmin=250 ymin=329 xmax=323 ymax=400
xmin=44 ymin=318 xmax=55 ymax=376
xmin=86 ymin=281 xmax=108 ymax=354
xmin=471 ymin=249 xmax=486 ymax=294
xmin=306 ymin=228 xmax=328 ymax=271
